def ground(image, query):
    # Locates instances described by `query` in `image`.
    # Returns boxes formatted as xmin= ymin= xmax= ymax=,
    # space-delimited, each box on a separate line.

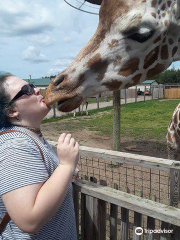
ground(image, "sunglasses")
xmin=6 ymin=84 xmax=36 ymax=108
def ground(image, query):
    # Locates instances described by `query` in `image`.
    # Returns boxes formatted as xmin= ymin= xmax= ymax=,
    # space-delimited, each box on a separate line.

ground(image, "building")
xmin=24 ymin=78 xmax=52 ymax=89
xmin=137 ymin=80 xmax=158 ymax=91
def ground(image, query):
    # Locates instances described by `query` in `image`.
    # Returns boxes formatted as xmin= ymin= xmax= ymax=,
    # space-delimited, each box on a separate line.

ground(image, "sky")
xmin=0 ymin=0 xmax=99 ymax=79
xmin=0 ymin=0 xmax=180 ymax=80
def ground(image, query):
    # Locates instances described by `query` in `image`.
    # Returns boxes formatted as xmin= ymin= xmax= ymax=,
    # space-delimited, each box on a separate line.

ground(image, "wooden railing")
xmin=73 ymin=179 xmax=180 ymax=240
xmin=49 ymin=141 xmax=180 ymax=240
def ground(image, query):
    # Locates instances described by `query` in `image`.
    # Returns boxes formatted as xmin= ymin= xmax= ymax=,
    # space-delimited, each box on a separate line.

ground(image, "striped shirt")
xmin=0 ymin=126 xmax=77 ymax=240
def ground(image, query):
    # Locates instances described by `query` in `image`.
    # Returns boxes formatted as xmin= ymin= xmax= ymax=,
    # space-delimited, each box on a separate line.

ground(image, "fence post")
xmin=53 ymin=104 xmax=56 ymax=117
xmin=170 ymin=166 xmax=180 ymax=207
xmin=96 ymin=95 xmax=99 ymax=109
xmin=110 ymin=183 xmax=118 ymax=240
xmin=135 ymin=86 xmax=137 ymax=103
xmin=158 ymin=85 xmax=160 ymax=99
xmin=73 ymin=187 xmax=79 ymax=239
xmin=144 ymin=86 xmax=146 ymax=102
xmin=125 ymin=89 xmax=127 ymax=104
xmin=133 ymin=191 xmax=142 ymax=240
xmin=169 ymin=166 xmax=180 ymax=239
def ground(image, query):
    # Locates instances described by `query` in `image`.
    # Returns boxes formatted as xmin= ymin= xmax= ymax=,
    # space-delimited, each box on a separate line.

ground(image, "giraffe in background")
xmin=73 ymin=98 xmax=88 ymax=118
xmin=167 ymin=103 xmax=180 ymax=160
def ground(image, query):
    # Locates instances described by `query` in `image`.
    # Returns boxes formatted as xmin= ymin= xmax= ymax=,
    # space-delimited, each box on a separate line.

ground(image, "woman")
xmin=0 ymin=74 xmax=79 ymax=239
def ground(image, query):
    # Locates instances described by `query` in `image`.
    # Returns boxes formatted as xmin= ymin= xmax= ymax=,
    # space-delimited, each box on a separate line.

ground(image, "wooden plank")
xmin=133 ymin=191 xmax=142 ymax=240
xmin=98 ymin=179 xmax=107 ymax=240
xmin=78 ymin=146 xmax=180 ymax=171
xmin=146 ymin=194 xmax=156 ymax=240
xmin=90 ymin=177 xmax=99 ymax=239
xmin=98 ymin=199 xmax=106 ymax=240
xmin=146 ymin=217 xmax=155 ymax=240
xmin=110 ymin=183 xmax=118 ymax=240
xmin=170 ymin=168 xmax=180 ymax=207
xmin=173 ymin=225 xmax=180 ymax=240
xmin=160 ymin=222 xmax=171 ymax=240
xmin=73 ymin=180 xmax=180 ymax=227
xmin=81 ymin=193 xmax=86 ymax=240
xmin=121 ymin=207 xmax=129 ymax=240
xmin=85 ymin=195 xmax=94 ymax=240
xmin=48 ymin=142 xmax=180 ymax=171
xmin=73 ymin=188 xmax=79 ymax=239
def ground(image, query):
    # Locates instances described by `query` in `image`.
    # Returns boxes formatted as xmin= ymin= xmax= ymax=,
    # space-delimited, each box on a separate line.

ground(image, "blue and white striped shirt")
xmin=0 ymin=126 xmax=77 ymax=239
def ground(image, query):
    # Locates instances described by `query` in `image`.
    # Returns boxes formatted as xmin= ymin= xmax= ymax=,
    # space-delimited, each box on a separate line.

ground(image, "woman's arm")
xmin=2 ymin=133 xmax=79 ymax=234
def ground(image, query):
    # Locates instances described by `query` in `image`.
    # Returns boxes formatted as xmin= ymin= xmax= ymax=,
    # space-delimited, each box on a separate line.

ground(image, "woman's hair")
xmin=0 ymin=73 xmax=14 ymax=129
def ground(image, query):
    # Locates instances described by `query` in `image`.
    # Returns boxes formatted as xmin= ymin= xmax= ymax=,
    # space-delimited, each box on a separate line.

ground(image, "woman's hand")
xmin=57 ymin=133 xmax=79 ymax=171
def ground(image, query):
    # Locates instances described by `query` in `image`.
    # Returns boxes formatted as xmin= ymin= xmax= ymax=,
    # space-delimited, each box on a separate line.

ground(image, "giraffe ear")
xmin=85 ymin=0 xmax=103 ymax=5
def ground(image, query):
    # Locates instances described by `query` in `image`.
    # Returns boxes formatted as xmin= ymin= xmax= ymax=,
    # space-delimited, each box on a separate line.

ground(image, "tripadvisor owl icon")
xmin=135 ymin=227 xmax=143 ymax=235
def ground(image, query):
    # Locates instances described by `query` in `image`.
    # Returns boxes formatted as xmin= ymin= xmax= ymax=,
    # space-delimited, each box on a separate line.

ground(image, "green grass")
xmin=42 ymin=99 xmax=180 ymax=142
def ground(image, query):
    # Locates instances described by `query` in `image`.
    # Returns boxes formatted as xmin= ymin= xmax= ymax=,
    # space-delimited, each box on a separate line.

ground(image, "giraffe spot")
xmin=163 ymin=37 xmax=166 ymax=43
xmin=142 ymin=0 xmax=146 ymax=2
xmin=172 ymin=46 xmax=178 ymax=57
xmin=108 ymin=39 xmax=119 ymax=49
xmin=161 ymin=45 xmax=168 ymax=60
xmin=177 ymin=128 xmax=180 ymax=138
xmin=151 ymin=12 xmax=156 ymax=18
xmin=102 ymin=80 xmax=122 ymax=91
xmin=113 ymin=56 xmax=122 ymax=67
xmin=163 ymin=31 xmax=167 ymax=36
xmin=167 ymin=1 xmax=172 ymax=7
xmin=146 ymin=64 xmax=165 ymax=78
xmin=87 ymin=53 xmax=108 ymax=82
xmin=161 ymin=3 xmax=166 ymax=11
xmin=168 ymin=38 xmax=174 ymax=45
xmin=174 ymin=112 xmax=178 ymax=125
xmin=118 ymin=58 xmax=140 ymax=77
xmin=162 ymin=13 xmax=166 ymax=18
xmin=164 ymin=20 xmax=169 ymax=26
xmin=132 ymin=74 xmax=142 ymax=85
xmin=144 ymin=46 xmax=160 ymax=69
xmin=151 ymin=0 xmax=157 ymax=7
xmin=153 ymin=35 xmax=161 ymax=44
xmin=71 ymin=68 xmax=76 ymax=73
xmin=167 ymin=132 xmax=173 ymax=143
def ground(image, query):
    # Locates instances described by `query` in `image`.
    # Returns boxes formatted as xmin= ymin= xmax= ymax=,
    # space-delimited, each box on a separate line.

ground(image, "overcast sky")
xmin=0 ymin=0 xmax=99 ymax=79
xmin=0 ymin=0 xmax=179 ymax=79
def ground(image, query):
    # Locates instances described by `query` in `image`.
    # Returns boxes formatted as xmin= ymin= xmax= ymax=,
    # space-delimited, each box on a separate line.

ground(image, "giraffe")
xmin=167 ymin=103 xmax=180 ymax=161
xmin=73 ymin=98 xmax=89 ymax=118
xmin=44 ymin=0 xmax=180 ymax=159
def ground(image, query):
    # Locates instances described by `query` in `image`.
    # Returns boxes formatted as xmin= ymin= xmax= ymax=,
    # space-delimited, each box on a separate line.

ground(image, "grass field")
xmin=42 ymin=99 xmax=179 ymax=143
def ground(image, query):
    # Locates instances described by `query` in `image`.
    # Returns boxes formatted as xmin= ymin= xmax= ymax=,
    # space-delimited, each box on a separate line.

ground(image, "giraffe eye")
xmin=128 ymin=30 xmax=155 ymax=43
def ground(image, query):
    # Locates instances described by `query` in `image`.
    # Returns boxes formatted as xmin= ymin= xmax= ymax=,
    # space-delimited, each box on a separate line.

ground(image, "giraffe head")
xmin=45 ymin=0 xmax=180 ymax=112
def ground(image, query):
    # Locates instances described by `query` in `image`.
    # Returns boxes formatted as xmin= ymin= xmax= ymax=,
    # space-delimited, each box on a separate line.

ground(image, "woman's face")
xmin=5 ymin=76 xmax=51 ymax=122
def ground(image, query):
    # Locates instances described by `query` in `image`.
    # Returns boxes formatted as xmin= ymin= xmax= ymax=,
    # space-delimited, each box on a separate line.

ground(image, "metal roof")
xmin=24 ymin=78 xmax=51 ymax=86
xmin=141 ymin=80 xmax=158 ymax=85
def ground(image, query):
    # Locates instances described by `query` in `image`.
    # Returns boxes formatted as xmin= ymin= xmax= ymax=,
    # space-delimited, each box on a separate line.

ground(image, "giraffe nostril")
xmin=53 ymin=75 xmax=65 ymax=87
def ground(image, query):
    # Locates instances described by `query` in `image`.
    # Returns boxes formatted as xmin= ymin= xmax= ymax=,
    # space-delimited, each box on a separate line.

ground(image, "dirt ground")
xmin=41 ymin=119 xmax=168 ymax=159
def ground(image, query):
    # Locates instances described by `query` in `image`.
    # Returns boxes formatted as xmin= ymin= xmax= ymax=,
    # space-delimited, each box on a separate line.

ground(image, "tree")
xmin=149 ymin=68 xmax=180 ymax=84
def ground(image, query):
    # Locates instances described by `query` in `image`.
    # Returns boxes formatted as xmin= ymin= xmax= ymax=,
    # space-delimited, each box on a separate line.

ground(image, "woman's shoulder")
xmin=0 ymin=126 xmax=36 ymax=147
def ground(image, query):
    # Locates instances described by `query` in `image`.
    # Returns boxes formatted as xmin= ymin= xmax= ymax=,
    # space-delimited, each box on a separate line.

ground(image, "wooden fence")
xmin=49 ymin=142 xmax=180 ymax=240
xmin=165 ymin=88 xmax=180 ymax=99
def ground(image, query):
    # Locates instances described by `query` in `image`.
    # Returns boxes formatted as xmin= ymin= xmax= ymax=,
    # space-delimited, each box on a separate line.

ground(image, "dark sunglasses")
xmin=6 ymin=84 xmax=36 ymax=108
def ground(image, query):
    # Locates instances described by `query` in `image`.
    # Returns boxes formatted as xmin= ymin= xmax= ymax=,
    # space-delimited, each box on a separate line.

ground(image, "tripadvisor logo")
xmin=135 ymin=227 xmax=143 ymax=235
